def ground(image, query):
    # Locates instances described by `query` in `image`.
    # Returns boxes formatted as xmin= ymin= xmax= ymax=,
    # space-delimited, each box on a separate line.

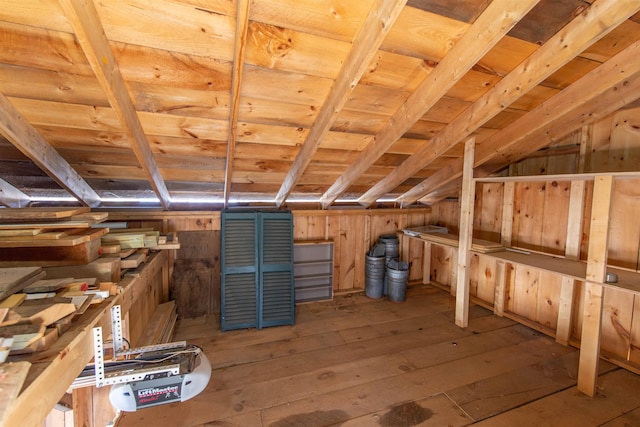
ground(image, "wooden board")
xmin=22 ymin=278 xmax=74 ymax=294
xmin=0 ymin=207 xmax=89 ymax=221
xmin=418 ymin=232 xmax=504 ymax=253
xmin=0 ymin=227 xmax=107 ymax=248
xmin=0 ymin=267 xmax=45 ymax=300
xmin=14 ymin=302 xmax=77 ymax=326
xmin=0 ymin=361 xmax=31 ymax=427
xmin=44 ymin=257 xmax=121 ymax=283
xmin=0 ymin=293 xmax=26 ymax=309
xmin=120 ymin=251 xmax=147 ymax=269
xmin=0 ymin=237 xmax=102 ymax=267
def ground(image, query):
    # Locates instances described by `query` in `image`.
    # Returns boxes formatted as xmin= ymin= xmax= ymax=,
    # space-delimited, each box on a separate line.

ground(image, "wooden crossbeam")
xmin=0 ymin=177 xmax=30 ymax=208
xmin=376 ymin=0 xmax=640 ymax=207
xmin=58 ymin=0 xmax=171 ymax=209
xmin=408 ymin=37 xmax=640 ymax=205
xmin=318 ymin=0 xmax=541 ymax=208
xmin=0 ymin=94 xmax=101 ymax=207
xmin=274 ymin=0 xmax=408 ymax=207
xmin=223 ymin=0 xmax=250 ymax=207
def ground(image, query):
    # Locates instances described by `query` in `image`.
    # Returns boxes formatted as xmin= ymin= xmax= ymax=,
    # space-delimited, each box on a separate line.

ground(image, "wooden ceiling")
xmin=0 ymin=0 xmax=639 ymax=210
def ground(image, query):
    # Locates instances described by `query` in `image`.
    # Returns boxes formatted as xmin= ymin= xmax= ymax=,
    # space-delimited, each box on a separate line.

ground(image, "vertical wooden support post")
xmin=501 ymin=181 xmax=515 ymax=247
xmin=577 ymin=175 xmax=614 ymax=396
xmin=557 ymin=180 xmax=586 ymax=345
xmin=455 ymin=137 xmax=476 ymax=328
xmin=422 ymin=241 xmax=432 ymax=285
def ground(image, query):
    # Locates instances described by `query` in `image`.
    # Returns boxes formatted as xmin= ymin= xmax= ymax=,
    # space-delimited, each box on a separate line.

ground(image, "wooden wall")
xmin=109 ymin=207 xmax=433 ymax=318
xmin=426 ymin=106 xmax=640 ymax=370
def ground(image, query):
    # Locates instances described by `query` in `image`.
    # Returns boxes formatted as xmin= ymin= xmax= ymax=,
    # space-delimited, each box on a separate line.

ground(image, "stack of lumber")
xmin=0 ymin=208 xmax=108 ymax=267
xmin=100 ymin=228 xmax=180 ymax=251
xmin=0 ymin=267 xmax=105 ymax=356
xmin=136 ymin=301 xmax=177 ymax=347
xmin=419 ymin=232 xmax=505 ymax=253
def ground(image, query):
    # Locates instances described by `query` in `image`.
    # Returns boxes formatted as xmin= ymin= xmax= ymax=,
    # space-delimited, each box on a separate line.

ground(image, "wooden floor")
xmin=115 ymin=285 xmax=640 ymax=427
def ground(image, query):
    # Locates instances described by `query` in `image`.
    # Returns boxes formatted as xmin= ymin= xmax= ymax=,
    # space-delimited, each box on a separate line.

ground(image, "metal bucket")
xmin=379 ymin=234 xmax=399 ymax=264
xmin=386 ymin=261 xmax=409 ymax=303
xmin=365 ymin=255 xmax=386 ymax=299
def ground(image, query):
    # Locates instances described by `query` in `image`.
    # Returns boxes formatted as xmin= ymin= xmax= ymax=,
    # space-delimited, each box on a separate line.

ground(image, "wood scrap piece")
xmin=11 ymin=327 xmax=58 ymax=354
xmin=0 ymin=361 xmax=31 ymax=426
xmin=101 ymin=232 xmax=146 ymax=249
xmin=0 ymin=293 xmax=26 ymax=309
xmin=0 ymin=323 xmax=45 ymax=350
xmin=0 ymin=267 xmax=45 ymax=300
xmin=0 ymin=207 xmax=89 ymax=221
xmin=72 ymin=211 xmax=108 ymax=223
xmin=0 ymin=307 xmax=7 ymax=323
xmin=0 ymin=228 xmax=43 ymax=237
xmin=44 ymin=257 xmax=121 ymax=283
xmin=23 ymin=278 xmax=74 ymax=294
xmin=0 ymin=310 xmax=21 ymax=327
xmin=121 ymin=250 xmax=147 ymax=269
xmin=101 ymin=243 xmax=121 ymax=254
xmin=0 ymin=227 xmax=107 ymax=248
xmin=14 ymin=303 xmax=76 ymax=326
xmin=136 ymin=301 xmax=177 ymax=347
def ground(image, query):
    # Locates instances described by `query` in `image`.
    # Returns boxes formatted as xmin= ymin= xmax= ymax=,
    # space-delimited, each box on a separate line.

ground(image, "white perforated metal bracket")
xmin=111 ymin=305 xmax=124 ymax=356
xmin=93 ymin=327 xmax=105 ymax=387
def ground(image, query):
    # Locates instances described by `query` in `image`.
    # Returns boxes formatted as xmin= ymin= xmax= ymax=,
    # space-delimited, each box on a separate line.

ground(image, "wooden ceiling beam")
xmin=319 ymin=0 xmax=541 ymax=208
xmin=223 ymin=0 xmax=250 ymax=207
xmin=0 ymin=93 xmax=101 ymax=207
xmin=361 ymin=0 xmax=640 ymax=207
xmin=0 ymin=177 xmax=30 ymax=208
xmin=274 ymin=0 xmax=408 ymax=207
xmin=58 ymin=0 xmax=171 ymax=209
xmin=407 ymin=39 xmax=640 ymax=205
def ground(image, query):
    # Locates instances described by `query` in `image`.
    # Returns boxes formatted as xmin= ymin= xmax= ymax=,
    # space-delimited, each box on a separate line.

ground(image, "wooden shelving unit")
xmin=419 ymin=140 xmax=640 ymax=397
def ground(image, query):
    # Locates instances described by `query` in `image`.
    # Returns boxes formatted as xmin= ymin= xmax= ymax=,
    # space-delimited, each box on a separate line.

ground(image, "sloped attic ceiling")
xmin=0 ymin=0 xmax=639 ymax=210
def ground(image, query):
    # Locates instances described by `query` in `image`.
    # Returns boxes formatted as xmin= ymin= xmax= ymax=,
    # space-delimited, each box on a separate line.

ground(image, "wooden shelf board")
xmin=474 ymin=171 xmax=640 ymax=183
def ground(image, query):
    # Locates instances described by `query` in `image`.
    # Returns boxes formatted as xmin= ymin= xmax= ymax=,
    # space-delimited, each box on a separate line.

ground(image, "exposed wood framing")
xmin=455 ymin=137 xmax=475 ymax=328
xmin=416 ymin=36 xmax=640 ymax=205
xmin=578 ymin=175 xmax=614 ymax=396
xmin=392 ymin=0 xmax=640 ymax=206
xmin=274 ymin=0 xmax=408 ymax=207
xmin=223 ymin=0 xmax=250 ymax=207
xmin=0 ymin=177 xmax=30 ymax=208
xmin=319 ymin=0 xmax=540 ymax=208
xmin=0 ymin=93 xmax=101 ymax=207
xmin=556 ymin=180 xmax=586 ymax=346
xmin=58 ymin=0 xmax=171 ymax=209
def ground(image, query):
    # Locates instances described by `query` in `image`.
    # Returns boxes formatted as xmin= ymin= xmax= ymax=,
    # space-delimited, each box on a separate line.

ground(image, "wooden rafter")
xmin=0 ymin=177 xmax=30 ymax=208
xmin=318 ymin=0 xmax=540 ymax=209
xmin=404 ymin=38 xmax=640 ymax=205
xmin=0 ymin=93 xmax=101 ymax=207
xmin=361 ymin=0 xmax=640 ymax=208
xmin=223 ymin=0 xmax=250 ymax=207
xmin=274 ymin=0 xmax=408 ymax=207
xmin=58 ymin=0 xmax=171 ymax=209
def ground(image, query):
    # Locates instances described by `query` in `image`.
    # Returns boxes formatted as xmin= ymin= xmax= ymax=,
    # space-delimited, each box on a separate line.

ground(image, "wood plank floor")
xmin=115 ymin=285 xmax=640 ymax=427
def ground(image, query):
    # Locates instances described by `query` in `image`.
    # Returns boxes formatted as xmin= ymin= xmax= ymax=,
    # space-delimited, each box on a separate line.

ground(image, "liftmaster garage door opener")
xmin=86 ymin=305 xmax=211 ymax=411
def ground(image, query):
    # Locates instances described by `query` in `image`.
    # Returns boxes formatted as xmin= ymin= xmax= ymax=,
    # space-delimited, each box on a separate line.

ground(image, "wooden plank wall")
xmin=426 ymin=106 xmax=640 ymax=370
xmin=109 ymin=208 xmax=432 ymax=317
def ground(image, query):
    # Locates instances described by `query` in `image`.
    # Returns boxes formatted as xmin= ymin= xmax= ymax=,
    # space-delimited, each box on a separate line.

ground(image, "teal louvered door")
xmin=221 ymin=211 xmax=294 ymax=331
xmin=259 ymin=212 xmax=295 ymax=328
xmin=221 ymin=212 xmax=259 ymax=331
